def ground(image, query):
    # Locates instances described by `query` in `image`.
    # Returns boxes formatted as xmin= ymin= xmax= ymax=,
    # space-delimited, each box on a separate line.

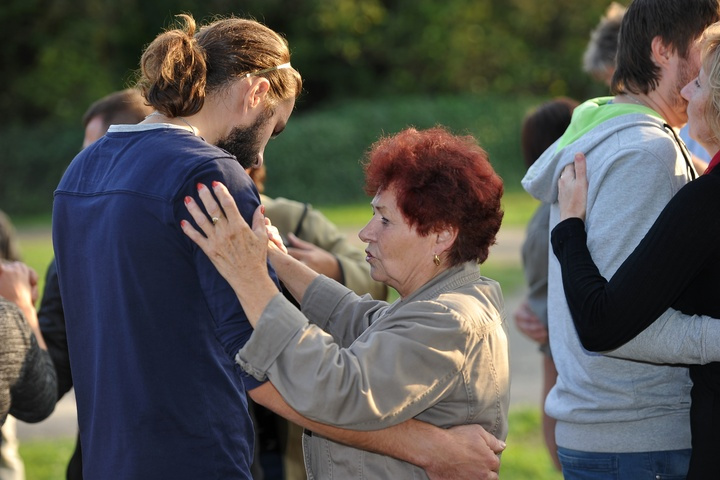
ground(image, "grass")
xmin=18 ymin=407 xmax=561 ymax=480
xmin=19 ymin=438 xmax=76 ymax=479
xmin=502 ymin=408 xmax=564 ymax=479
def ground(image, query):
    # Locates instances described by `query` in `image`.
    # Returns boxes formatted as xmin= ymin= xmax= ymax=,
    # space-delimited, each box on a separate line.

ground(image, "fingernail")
xmin=212 ymin=181 xmax=220 ymax=188
xmin=260 ymin=205 xmax=265 ymax=215
xmin=197 ymin=183 xmax=205 ymax=191
xmin=184 ymin=196 xmax=192 ymax=205
xmin=180 ymin=220 xmax=187 ymax=227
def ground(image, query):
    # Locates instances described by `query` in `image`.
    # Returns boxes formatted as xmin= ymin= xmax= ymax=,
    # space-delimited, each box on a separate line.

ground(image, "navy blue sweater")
xmin=53 ymin=125 xmax=274 ymax=479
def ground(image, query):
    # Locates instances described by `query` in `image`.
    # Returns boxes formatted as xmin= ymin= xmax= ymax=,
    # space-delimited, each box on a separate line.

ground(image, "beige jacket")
xmin=237 ymin=262 xmax=509 ymax=479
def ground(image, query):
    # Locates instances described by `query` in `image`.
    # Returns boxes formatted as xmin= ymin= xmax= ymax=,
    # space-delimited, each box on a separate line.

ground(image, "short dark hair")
xmin=363 ymin=127 xmax=504 ymax=266
xmin=521 ymin=97 xmax=579 ymax=169
xmin=81 ymin=89 xmax=152 ymax=131
xmin=612 ymin=0 xmax=720 ymax=95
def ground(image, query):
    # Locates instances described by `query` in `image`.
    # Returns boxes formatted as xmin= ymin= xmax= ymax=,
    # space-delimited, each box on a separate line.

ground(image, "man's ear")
xmin=650 ymin=35 xmax=673 ymax=67
xmin=243 ymin=78 xmax=271 ymax=111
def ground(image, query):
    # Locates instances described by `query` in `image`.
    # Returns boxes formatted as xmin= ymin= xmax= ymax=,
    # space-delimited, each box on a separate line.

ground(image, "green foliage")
xmin=0 ymin=123 xmax=80 ymax=216
xmin=0 ymin=93 xmax=547 ymax=217
xmin=2 ymin=0 xmax=623 ymax=123
xmin=263 ymin=92 xmax=540 ymax=206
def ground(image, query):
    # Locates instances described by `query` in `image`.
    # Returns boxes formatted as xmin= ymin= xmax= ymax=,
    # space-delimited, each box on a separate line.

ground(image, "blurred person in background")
xmin=513 ymin=96 xmax=578 ymax=472
xmin=582 ymin=2 xmax=627 ymax=87
xmin=0 ymin=210 xmax=24 ymax=480
xmin=0 ymin=212 xmax=57 ymax=480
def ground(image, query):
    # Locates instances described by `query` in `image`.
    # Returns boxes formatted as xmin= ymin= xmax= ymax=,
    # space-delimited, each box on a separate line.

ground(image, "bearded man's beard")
xmin=216 ymin=109 xmax=271 ymax=169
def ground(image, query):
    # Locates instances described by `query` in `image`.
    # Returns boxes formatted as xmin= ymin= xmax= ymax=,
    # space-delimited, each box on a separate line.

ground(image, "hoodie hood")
xmin=521 ymin=97 xmax=665 ymax=204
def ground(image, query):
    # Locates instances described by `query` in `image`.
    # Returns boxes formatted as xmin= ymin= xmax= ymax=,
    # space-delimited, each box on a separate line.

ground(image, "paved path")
xmin=16 ymin=225 xmax=544 ymax=441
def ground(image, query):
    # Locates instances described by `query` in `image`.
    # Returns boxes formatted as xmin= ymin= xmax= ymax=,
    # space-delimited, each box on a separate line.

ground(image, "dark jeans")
xmin=557 ymin=447 xmax=691 ymax=480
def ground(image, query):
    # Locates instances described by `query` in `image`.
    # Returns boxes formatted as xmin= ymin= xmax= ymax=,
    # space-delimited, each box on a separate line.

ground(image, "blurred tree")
xmin=0 ymin=0 xmax=624 ymax=214
xmin=1 ymin=0 xmax=619 ymax=124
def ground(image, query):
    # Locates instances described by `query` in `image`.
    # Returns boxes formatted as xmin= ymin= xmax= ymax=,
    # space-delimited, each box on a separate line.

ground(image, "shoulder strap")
xmin=293 ymin=203 xmax=309 ymax=238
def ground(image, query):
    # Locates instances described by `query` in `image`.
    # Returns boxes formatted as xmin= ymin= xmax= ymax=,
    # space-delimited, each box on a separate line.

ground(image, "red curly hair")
xmin=363 ymin=126 xmax=504 ymax=265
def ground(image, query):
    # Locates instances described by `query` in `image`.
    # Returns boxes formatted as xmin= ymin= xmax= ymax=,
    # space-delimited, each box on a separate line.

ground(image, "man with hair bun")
xmin=52 ymin=14 xmax=503 ymax=479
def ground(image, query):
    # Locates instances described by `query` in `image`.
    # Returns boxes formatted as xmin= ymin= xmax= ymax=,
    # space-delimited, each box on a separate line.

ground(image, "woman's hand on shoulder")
xmin=558 ymin=152 xmax=588 ymax=221
xmin=181 ymin=181 xmax=272 ymax=291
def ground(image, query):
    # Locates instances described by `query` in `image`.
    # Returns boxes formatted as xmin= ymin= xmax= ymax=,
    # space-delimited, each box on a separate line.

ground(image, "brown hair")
xmin=521 ymin=97 xmax=578 ymax=169
xmin=137 ymin=14 xmax=302 ymax=117
xmin=612 ymin=0 xmax=720 ymax=95
xmin=363 ymin=127 xmax=504 ymax=266
xmin=81 ymin=89 xmax=152 ymax=131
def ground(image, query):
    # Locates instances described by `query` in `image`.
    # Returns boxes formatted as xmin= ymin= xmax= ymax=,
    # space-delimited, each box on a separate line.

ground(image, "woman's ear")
xmin=436 ymin=226 xmax=458 ymax=252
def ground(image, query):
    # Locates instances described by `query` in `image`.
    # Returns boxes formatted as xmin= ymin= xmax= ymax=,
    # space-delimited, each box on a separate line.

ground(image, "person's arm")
xmin=37 ymin=259 xmax=74 ymax=398
xmin=513 ymin=300 xmax=548 ymax=344
xmin=552 ymin=153 xmax=717 ymax=351
xmin=236 ymin=287 xmax=470 ymax=428
xmin=0 ymin=299 xmax=57 ymax=424
xmin=605 ymin=307 xmax=720 ymax=364
xmin=249 ymin=382 xmax=504 ymax=480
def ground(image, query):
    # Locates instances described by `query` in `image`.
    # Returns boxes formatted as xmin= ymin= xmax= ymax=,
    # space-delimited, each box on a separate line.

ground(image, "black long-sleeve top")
xmin=37 ymin=259 xmax=73 ymax=399
xmin=551 ymin=166 xmax=720 ymax=352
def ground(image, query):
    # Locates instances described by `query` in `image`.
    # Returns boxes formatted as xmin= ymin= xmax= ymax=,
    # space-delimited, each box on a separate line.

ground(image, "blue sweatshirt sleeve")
xmin=175 ymin=156 xmax=280 ymax=389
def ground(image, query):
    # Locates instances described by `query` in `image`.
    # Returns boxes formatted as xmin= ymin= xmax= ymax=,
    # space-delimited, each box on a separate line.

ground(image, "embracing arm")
xmin=605 ymin=307 xmax=720 ymax=364
xmin=236 ymin=289 xmax=468 ymax=427
xmin=249 ymin=382 xmax=504 ymax=480
xmin=552 ymin=155 xmax=717 ymax=352
xmin=182 ymin=181 xmax=318 ymax=321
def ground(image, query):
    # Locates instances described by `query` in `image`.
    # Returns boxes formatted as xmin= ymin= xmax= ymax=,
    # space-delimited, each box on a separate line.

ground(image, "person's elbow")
xmin=574 ymin=322 xmax=621 ymax=352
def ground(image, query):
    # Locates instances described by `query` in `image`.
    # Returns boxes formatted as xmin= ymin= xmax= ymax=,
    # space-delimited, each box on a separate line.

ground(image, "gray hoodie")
xmin=522 ymin=97 xmax=695 ymax=452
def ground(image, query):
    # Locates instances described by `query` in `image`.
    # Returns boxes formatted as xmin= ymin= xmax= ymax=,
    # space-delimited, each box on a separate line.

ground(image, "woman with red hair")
xmin=182 ymin=126 xmax=509 ymax=479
